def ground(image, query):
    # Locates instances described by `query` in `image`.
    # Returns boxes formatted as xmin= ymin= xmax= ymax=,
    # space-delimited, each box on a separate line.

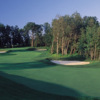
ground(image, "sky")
xmin=0 ymin=0 xmax=100 ymax=28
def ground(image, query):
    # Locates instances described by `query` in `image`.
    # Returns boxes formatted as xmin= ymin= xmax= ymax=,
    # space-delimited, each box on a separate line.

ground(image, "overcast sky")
xmin=0 ymin=0 xmax=100 ymax=28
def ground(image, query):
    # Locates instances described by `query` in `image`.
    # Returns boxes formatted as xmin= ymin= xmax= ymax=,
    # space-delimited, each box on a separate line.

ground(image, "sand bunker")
xmin=0 ymin=51 xmax=6 ymax=53
xmin=35 ymin=49 xmax=47 ymax=51
xmin=51 ymin=60 xmax=90 ymax=65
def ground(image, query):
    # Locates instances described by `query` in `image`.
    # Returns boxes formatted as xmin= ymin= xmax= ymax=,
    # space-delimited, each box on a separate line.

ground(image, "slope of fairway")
xmin=0 ymin=75 xmax=78 ymax=100
xmin=0 ymin=47 xmax=100 ymax=99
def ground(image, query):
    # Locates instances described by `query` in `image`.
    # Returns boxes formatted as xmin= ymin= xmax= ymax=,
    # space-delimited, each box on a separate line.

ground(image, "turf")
xmin=0 ymin=47 xmax=100 ymax=100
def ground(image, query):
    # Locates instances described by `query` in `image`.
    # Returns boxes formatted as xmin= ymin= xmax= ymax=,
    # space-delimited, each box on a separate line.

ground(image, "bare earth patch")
xmin=51 ymin=60 xmax=90 ymax=65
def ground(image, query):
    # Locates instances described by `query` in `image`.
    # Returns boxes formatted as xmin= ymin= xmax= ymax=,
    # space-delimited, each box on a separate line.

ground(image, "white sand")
xmin=51 ymin=60 xmax=90 ymax=65
xmin=0 ymin=51 xmax=6 ymax=53
xmin=35 ymin=49 xmax=47 ymax=51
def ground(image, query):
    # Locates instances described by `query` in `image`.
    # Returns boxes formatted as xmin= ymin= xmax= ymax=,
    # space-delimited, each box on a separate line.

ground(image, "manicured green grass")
xmin=0 ymin=75 xmax=79 ymax=100
xmin=0 ymin=47 xmax=100 ymax=100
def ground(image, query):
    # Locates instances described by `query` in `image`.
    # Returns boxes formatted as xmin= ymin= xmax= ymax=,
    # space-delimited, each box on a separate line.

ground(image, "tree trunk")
xmin=64 ymin=48 xmax=67 ymax=55
xmin=70 ymin=47 xmax=73 ymax=55
xmin=51 ymin=40 xmax=54 ymax=54
xmin=66 ymin=40 xmax=70 ymax=55
xmin=73 ymin=48 xmax=76 ymax=54
xmin=94 ymin=44 xmax=96 ymax=60
xmin=62 ymin=37 xmax=64 ymax=55
xmin=57 ymin=36 xmax=59 ymax=55
xmin=62 ymin=29 xmax=65 ymax=55
xmin=90 ymin=49 xmax=94 ymax=60
xmin=31 ymin=37 xmax=34 ymax=47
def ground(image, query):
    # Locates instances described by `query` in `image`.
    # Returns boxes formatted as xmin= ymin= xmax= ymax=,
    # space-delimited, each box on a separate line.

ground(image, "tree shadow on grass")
xmin=0 ymin=50 xmax=18 ymax=56
xmin=0 ymin=53 xmax=16 ymax=56
xmin=0 ymin=48 xmax=35 ymax=55
xmin=7 ymin=48 xmax=37 ymax=53
xmin=0 ymin=71 xmax=94 ymax=100
xmin=0 ymin=48 xmax=42 ymax=56
xmin=0 ymin=59 xmax=56 ymax=70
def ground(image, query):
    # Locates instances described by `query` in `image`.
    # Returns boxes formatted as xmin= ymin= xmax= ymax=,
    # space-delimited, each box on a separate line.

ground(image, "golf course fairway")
xmin=0 ymin=47 xmax=100 ymax=100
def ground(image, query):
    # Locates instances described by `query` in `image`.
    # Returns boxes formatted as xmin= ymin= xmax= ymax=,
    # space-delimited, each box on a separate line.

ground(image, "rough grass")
xmin=0 ymin=47 xmax=100 ymax=100
xmin=49 ymin=53 xmax=86 ymax=61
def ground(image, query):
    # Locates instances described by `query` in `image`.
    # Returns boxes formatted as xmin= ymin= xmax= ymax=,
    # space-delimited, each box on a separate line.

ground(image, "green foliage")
xmin=24 ymin=22 xmax=43 ymax=47
xmin=0 ymin=12 xmax=100 ymax=60
xmin=50 ymin=53 xmax=86 ymax=61
xmin=51 ymin=12 xmax=100 ymax=60
xmin=78 ymin=25 xmax=100 ymax=60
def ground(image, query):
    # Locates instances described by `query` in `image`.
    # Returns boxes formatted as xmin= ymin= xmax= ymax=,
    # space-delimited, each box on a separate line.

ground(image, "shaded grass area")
xmin=0 ymin=72 xmax=79 ymax=100
xmin=0 ymin=72 xmax=99 ymax=100
xmin=0 ymin=59 xmax=55 ymax=70
xmin=0 ymin=71 xmax=81 ymax=100
xmin=0 ymin=47 xmax=100 ymax=100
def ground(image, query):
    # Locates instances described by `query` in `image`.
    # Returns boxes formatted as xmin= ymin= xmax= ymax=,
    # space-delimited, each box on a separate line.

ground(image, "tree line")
xmin=0 ymin=12 xmax=100 ymax=60
xmin=0 ymin=22 xmax=52 ymax=48
xmin=51 ymin=12 xmax=100 ymax=60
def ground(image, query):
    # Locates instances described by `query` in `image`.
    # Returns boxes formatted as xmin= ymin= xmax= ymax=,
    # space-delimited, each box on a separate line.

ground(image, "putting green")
xmin=0 ymin=47 xmax=100 ymax=98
